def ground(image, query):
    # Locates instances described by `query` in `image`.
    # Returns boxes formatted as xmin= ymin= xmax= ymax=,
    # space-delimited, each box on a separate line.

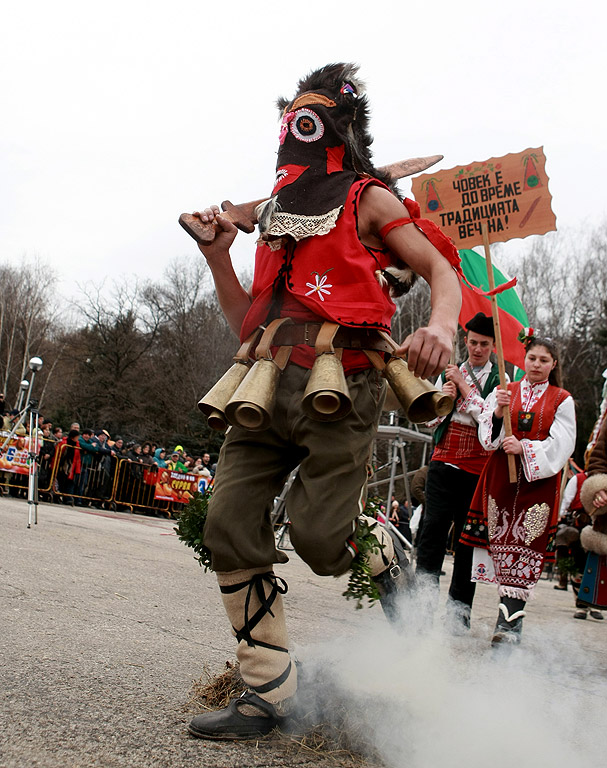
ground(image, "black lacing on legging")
xmin=219 ymin=572 xmax=291 ymax=694
xmin=220 ymin=571 xmax=289 ymax=651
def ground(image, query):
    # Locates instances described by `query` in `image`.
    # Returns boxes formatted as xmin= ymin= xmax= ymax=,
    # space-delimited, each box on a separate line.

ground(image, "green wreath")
xmin=174 ymin=490 xmax=214 ymax=571
xmin=342 ymin=496 xmax=386 ymax=609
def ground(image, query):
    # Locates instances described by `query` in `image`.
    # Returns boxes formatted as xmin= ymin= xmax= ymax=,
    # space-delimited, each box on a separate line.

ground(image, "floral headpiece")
xmin=517 ymin=327 xmax=535 ymax=346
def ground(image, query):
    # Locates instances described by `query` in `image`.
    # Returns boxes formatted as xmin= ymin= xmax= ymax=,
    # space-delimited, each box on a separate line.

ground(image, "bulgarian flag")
xmin=383 ymin=199 xmax=529 ymax=370
xmin=458 ymin=248 xmax=529 ymax=370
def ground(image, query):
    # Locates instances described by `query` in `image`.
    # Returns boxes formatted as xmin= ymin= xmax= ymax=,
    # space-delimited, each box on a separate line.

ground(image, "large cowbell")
xmin=198 ymin=330 xmax=261 ymax=432
xmin=224 ymin=318 xmax=293 ymax=432
xmin=367 ymin=332 xmax=452 ymax=423
xmin=383 ymin=357 xmax=452 ymax=422
xmin=302 ymin=322 xmax=352 ymax=421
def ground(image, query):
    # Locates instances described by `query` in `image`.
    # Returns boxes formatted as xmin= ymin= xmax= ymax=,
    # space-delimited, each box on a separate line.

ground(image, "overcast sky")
xmin=1 ymin=0 xmax=605 ymax=300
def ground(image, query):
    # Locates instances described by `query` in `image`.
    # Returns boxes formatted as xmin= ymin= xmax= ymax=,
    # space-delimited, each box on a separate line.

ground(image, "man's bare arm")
xmin=358 ymin=185 xmax=461 ymax=379
xmin=194 ymin=207 xmax=252 ymax=337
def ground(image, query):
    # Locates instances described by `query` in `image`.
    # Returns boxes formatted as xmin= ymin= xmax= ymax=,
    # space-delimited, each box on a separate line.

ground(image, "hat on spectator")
xmin=10 ymin=408 xmax=20 ymax=417
xmin=174 ymin=445 xmax=184 ymax=453
xmin=96 ymin=429 xmax=110 ymax=438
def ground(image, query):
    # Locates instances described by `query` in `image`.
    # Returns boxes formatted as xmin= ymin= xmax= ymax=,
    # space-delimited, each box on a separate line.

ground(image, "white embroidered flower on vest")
xmin=305 ymin=269 xmax=333 ymax=302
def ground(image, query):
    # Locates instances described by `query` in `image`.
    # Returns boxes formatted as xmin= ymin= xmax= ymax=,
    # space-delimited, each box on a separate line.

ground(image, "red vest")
xmin=240 ymin=179 xmax=396 ymax=341
xmin=507 ymin=380 xmax=570 ymax=441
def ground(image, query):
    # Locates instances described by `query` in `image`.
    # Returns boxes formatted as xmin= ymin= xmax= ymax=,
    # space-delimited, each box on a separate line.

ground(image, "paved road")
xmin=1 ymin=497 xmax=605 ymax=768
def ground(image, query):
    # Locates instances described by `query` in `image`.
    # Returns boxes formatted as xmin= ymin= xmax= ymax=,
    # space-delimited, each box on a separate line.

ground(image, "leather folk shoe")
xmin=188 ymin=690 xmax=283 ymax=740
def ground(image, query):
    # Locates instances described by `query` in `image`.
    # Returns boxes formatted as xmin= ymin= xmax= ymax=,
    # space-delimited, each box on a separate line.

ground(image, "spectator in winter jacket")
xmin=75 ymin=429 xmax=100 ymax=504
xmin=167 ymin=452 xmax=188 ymax=473
xmin=154 ymin=448 xmax=168 ymax=468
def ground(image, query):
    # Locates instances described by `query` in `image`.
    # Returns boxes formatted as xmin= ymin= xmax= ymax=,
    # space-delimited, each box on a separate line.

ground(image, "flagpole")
xmin=449 ymin=338 xmax=457 ymax=365
xmin=481 ymin=220 xmax=517 ymax=483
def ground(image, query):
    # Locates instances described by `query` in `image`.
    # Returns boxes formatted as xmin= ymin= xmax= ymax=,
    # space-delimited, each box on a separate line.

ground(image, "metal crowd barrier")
xmin=112 ymin=460 xmax=171 ymax=516
xmin=1 ymin=441 xmax=177 ymax=517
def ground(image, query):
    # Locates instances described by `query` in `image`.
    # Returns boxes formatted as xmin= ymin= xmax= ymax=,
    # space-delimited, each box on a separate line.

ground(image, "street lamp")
xmin=1 ymin=356 xmax=44 ymax=528
xmin=16 ymin=379 xmax=30 ymax=412
xmin=26 ymin=356 xmax=43 ymax=528
xmin=24 ymin=357 xmax=43 ymax=415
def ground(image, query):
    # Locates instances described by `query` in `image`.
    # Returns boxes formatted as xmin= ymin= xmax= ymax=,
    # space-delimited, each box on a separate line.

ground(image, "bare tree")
xmin=141 ymin=258 xmax=235 ymax=449
xmin=0 ymin=259 xmax=58 ymax=404
xmin=41 ymin=279 xmax=163 ymax=434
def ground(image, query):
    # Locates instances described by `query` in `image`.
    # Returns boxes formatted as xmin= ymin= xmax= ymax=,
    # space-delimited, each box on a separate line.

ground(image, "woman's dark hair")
xmin=525 ymin=336 xmax=562 ymax=387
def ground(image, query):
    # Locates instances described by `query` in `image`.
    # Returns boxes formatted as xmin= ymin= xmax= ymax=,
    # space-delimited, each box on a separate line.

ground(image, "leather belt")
xmin=269 ymin=323 xmax=395 ymax=354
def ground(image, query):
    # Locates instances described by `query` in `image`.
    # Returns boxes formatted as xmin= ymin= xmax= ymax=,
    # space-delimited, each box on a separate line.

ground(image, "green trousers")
xmin=204 ymin=364 xmax=386 ymax=575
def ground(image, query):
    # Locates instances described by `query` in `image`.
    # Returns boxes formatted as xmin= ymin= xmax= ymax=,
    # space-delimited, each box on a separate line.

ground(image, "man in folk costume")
xmin=577 ymin=417 xmax=607 ymax=617
xmin=460 ymin=334 xmax=576 ymax=645
xmin=415 ymin=312 xmax=501 ymax=628
xmin=187 ymin=63 xmax=461 ymax=739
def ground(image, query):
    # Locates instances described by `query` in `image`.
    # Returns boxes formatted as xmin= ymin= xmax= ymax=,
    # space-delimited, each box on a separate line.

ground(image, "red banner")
xmin=154 ymin=470 xmax=210 ymax=503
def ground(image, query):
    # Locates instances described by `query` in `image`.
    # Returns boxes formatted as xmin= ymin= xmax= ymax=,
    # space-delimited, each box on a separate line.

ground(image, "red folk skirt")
xmin=460 ymin=449 xmax=560 ymax=599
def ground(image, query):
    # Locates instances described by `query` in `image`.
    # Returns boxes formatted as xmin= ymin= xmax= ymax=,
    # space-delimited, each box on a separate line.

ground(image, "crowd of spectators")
xmin=1 ymin=398 xmax=216 ymax=512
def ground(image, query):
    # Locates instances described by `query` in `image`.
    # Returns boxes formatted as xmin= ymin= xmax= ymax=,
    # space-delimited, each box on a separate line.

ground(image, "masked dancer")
xmin=186 ymin=63 xmax=461 ymax=739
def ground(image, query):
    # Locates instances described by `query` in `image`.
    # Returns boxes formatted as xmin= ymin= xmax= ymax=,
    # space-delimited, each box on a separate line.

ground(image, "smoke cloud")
xmin=292 ymin=585 xmax=604 ymax=768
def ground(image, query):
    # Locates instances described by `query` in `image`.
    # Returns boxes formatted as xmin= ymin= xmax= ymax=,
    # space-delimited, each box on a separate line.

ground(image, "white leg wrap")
xmin=358 ymin=514 xmax=394 ymax=577
xmin=217 ymin=567 xmax=297 ymax=705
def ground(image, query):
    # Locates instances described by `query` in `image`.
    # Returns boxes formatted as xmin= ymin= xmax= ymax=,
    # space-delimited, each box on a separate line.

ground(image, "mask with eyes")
xmin=257 ymin=63 xmax=396 ymax=242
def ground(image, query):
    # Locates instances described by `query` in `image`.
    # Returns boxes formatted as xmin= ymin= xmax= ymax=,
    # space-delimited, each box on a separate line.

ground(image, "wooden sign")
xmin=410 ymin=147 xmax=556 ymax=247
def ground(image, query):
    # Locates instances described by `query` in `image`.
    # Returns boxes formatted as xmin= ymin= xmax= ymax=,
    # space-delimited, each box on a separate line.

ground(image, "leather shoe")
xmin=188 ymin=690 xmax=283 ymax=740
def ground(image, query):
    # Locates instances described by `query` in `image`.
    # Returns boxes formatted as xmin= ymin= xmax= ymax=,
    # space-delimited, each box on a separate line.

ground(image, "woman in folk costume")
xmin=577 ymin=416 xmax=607 ymax=616
xmin=460 ymin=333 xmax=576 ymax=645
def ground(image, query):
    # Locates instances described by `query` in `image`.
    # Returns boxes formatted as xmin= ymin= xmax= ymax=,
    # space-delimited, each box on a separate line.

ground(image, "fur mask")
xmin=257 ymin=63 xmax=397 ymax=241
